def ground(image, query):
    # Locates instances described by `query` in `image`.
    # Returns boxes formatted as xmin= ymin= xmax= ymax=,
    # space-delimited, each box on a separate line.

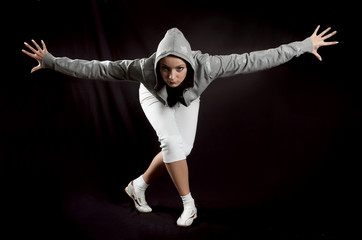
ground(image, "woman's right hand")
xmin=22 ymin=40 xmax=48 ymax=73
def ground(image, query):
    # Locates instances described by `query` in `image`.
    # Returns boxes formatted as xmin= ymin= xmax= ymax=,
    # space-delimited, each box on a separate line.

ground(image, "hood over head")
xmin=154 ymin=28 xmax=195 ymax=90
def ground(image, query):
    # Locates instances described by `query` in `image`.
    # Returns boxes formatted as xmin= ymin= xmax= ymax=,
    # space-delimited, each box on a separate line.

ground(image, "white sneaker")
xmin=125 ymin=181 xmax=152 ymax=213
xmin=176 ymin=208 xmax=197 ymax=227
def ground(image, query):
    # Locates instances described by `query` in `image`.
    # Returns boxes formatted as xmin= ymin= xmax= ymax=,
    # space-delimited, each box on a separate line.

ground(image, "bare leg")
xmin=165 ymin=159 xmax=196 ymax=227
xmin=165 ymin=159 xmax=190 ymax=196
xmin=138 ymin=154 xmax=195 ymax=227
xmin=142 ymin=151 xmax=167 ymax=184
xmin=142 ymin=151 xmax=190 ymax=196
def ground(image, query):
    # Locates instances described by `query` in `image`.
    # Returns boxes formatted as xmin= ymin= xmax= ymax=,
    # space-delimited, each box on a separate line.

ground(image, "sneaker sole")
xmin=177 ymin=213 xmax=197 ymax=227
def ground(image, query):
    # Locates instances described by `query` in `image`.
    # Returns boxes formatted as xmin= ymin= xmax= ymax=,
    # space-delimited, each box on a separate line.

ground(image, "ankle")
xmin=180 ymin=192 xmax=196 ymax=210
xmin=133 ymin=175 xmax=149 ymax=192
xmin=141 ymin=173 xmax=152 ymax=185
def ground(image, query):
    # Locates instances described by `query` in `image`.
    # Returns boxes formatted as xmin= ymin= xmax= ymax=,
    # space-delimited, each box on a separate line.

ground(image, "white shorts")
xmin=139 ymin=84 xmax=200 ymax=163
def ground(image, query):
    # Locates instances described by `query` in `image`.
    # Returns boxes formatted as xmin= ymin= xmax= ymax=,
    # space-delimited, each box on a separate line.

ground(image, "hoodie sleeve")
xmin=199 ymin=37 xmax=313 ymax=80
xmin=42 ymin=53 xmax=148 ymax=82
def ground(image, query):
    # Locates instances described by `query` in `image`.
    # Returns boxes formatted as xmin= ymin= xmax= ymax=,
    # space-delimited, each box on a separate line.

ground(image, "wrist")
xmin=42 ymin=52 xmax=55 ymax=69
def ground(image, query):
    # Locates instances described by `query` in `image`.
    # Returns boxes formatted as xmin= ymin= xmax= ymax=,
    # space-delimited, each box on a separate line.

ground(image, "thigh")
xmin=174 ymin=97 xmax=200 ymax=146
xmin=139 ymin=84 xmax=200 ymax=145
xmin=139 ymin=84 xmax=180 ymax=138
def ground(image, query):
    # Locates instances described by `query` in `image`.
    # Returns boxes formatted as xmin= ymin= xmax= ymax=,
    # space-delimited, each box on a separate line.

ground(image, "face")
xmin=159 ymin=55 xmax=187 ymax=88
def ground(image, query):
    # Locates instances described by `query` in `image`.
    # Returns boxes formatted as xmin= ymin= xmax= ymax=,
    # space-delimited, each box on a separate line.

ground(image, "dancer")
xmin=22 ymin=25 xmax=337 ymax=227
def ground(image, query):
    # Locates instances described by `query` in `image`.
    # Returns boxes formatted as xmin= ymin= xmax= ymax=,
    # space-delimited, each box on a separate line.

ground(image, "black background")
xmin=1 ymin=1 xmax=358 ymax=239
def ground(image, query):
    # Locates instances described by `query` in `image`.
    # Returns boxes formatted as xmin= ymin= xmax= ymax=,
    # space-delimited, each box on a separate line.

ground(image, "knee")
xmin=183 ymin=143 xmax=193 ymax=158
xmin=160 ymin=135 xmax=192 ymax=163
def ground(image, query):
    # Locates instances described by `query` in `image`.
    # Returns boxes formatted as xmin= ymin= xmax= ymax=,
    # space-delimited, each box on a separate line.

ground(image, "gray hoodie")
xmin=42 ymin=28 xmax=313 ymax=106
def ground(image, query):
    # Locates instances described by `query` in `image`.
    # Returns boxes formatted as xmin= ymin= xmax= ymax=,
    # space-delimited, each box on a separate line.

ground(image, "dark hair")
xmin=183 ymin=61 xmax=194 ymax=88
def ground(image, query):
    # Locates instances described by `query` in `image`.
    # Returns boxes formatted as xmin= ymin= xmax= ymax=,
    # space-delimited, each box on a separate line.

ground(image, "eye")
xmin=161 ymin=66 xmax=169 ymax=72
xmin=177 ymin=66 xmax=185 ymax=72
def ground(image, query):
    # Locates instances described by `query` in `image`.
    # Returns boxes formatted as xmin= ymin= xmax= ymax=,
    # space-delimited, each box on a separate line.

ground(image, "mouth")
xmin=164 ymin=79 xmax=180 ymax=87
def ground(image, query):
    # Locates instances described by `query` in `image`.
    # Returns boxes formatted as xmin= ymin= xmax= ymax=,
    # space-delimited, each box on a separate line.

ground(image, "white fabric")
xmin=133 ymin=175 xmax=149 ymax=191
xmin=181 ymin=192 xmax=196 ymax=210
xmin=139 ymin=84 xmax=200 ymax=163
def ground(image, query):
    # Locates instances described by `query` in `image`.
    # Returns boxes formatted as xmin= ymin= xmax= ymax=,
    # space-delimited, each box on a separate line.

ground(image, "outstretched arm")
xmin=201 ymin=26 xmax=338 ymax=80
xmin=21 ymin=40 xmax=151 ymax=82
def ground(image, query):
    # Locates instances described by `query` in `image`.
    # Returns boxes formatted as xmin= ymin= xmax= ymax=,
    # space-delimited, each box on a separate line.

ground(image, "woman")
xmin=22 ymin=26 xmax=338 ymax=227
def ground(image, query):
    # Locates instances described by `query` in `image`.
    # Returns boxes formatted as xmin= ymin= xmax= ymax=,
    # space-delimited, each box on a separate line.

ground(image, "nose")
xmin=169 ymin=70 xmax=176 ymax=80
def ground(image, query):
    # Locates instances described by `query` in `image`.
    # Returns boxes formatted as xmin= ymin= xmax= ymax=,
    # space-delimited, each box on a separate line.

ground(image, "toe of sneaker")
xmin=136 ymin=205 xmax=152 ymax=213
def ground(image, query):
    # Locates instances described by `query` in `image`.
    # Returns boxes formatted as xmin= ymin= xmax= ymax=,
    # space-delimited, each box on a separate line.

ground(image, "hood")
xmin=154 ymin=28 xmax=195 ymax=90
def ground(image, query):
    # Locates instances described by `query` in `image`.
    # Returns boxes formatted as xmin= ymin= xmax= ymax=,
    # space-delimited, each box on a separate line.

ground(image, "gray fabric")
xmin=42 ymin=28 xmax=313 ymax=106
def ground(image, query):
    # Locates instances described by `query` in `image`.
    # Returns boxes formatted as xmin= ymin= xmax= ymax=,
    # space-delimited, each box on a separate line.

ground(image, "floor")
xmin=2 ymin=176 xmax=348 ymax=240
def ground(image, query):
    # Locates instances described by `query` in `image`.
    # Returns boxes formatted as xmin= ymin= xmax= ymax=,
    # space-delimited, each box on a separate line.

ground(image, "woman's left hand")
xmin=310 ymin=25 xmax=338 ymax=61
